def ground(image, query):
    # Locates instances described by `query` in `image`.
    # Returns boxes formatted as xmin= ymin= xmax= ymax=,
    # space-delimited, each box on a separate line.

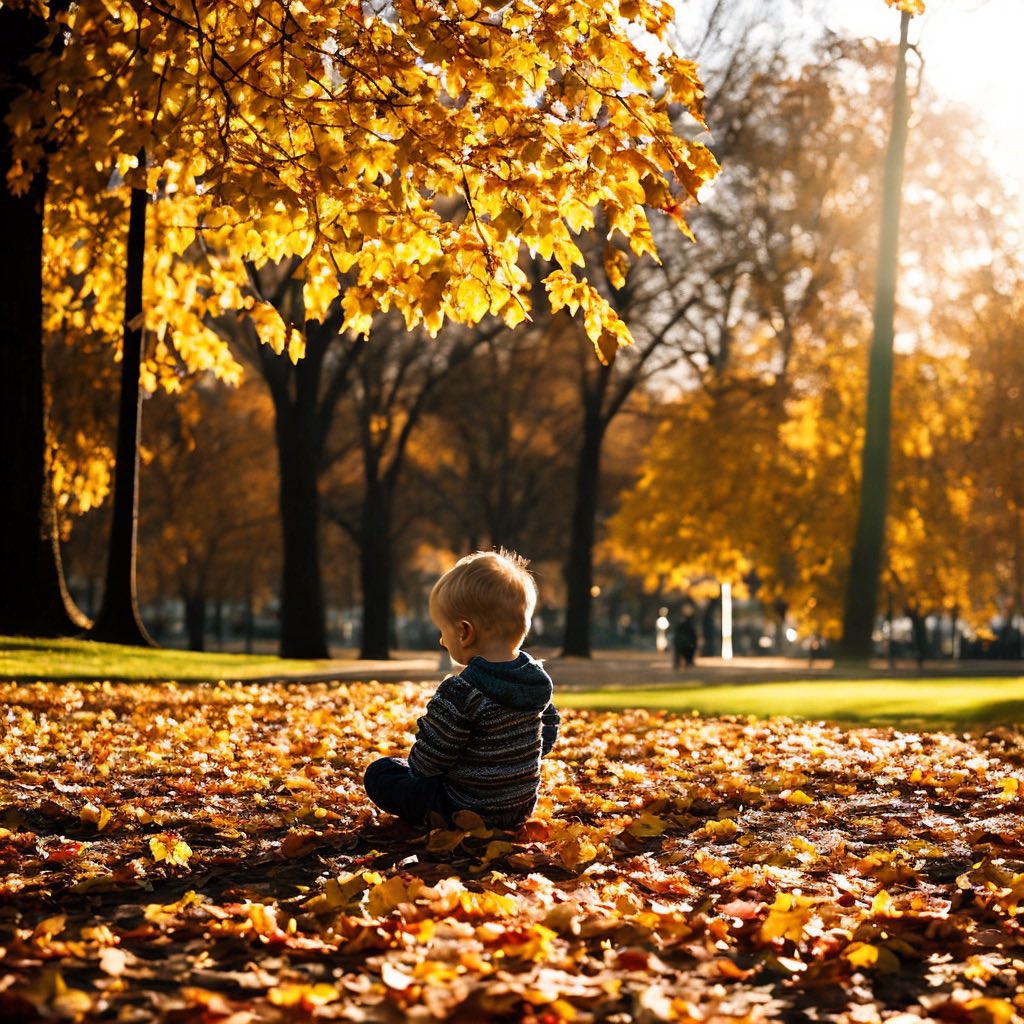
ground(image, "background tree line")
xmin=7 ymin=0 xmax=1023 ymax=661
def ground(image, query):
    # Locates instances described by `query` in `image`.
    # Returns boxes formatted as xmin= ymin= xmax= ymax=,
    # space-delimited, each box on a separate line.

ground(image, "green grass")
xmin=3 ymin=636 xmax=1023 ymax=728
xmin=0 ymin=635 xmax=329 ymax=682
xmin=562 ymin=677 xmax=1024 ymax=728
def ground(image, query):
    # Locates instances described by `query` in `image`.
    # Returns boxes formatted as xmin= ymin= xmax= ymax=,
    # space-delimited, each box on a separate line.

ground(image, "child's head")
xmin=429 ymin=549 xmax=538 ymax=650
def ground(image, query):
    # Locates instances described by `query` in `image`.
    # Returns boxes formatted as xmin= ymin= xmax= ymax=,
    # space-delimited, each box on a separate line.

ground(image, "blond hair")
xmin=429 ymin=549 xmax=538 ymax=646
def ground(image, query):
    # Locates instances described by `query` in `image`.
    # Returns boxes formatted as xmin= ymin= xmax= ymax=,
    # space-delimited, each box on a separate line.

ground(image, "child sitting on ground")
xmin=364 ymin=550 xmax=559 ymax=829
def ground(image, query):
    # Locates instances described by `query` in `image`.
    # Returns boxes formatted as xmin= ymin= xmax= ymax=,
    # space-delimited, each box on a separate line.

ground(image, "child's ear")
xmin=459 ymin=620 xmax=475 ymax=643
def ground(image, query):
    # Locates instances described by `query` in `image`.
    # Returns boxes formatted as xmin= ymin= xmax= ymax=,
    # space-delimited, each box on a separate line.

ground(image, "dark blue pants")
xmin=363 ymin=757 xmax=455 ymax=826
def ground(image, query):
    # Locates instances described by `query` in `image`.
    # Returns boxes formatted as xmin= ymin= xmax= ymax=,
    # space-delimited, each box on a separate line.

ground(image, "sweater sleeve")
xmin=540 ymin=702 xmax=560 ymax=755
xmin=408 ymin=677 xmax=473 ymax=778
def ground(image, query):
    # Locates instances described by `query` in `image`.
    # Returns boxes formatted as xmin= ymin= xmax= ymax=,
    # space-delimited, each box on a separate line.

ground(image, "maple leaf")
xmin=148 ymin=834 xmax=193 ymax=866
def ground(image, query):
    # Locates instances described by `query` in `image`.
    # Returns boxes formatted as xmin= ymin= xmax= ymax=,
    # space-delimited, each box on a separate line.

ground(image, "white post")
xmin=721 ymin=582 xmax=733 ymax=660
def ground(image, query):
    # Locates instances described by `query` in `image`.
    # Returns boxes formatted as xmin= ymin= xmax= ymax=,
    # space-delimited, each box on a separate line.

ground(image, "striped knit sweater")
xmin=408 ymin=651 xmax=559 ymax=828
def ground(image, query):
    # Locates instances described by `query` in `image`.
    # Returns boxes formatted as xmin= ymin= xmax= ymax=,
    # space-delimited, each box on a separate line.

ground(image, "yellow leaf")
xmin=843 ymin=942 xmax=879 ymax=968
xmin=886 ymin=0 xmax=925 ymax=13
xmin=248 ymin=303 xmax=287 ymax=355
xmin=454 ymin=277 xmax=490 ymax=323
xmin=80 ymin=802 xmax=112 ymax=831
xmin=268 ymin=983 xmax=338 ymax=1008
xmin=603 ymin=245 xmax=629 ymax=289
xmin=150 ymin=834 xmax=192 ymax=866
xmin=871 ymin=889 xmax=899 ymax=916
xmin=287 ymin=326 xmax=306 ymax=364
xmin=303 ymin=872 xmax=374 ymax=912
xmin=785 ymin=790 xmax=814 ymax=805
xmin=366 ymin=875 xmax=417 ymax=917
xmin=965 ymin=998 xmax=1018 ymax=1024
xmin=628 ymin=812 xmax=668 ymax=837
xmin=997 ymin=777 xmax=1019 ymax=800
xmin=759 ymin=893 xmax=815 ymax=942
xmin=283 ymin=773 xmax=319 ymax=792
xmin=703 ymin=818 xmax=739 ymax=839
xmin=558 ymin=835 xmax=598 ymax=869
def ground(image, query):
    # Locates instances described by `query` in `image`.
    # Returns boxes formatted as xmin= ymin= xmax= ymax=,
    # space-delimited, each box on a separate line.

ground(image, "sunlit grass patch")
xmin=562 ymin=677 xmax=1024 ymax=727
xmin=0 ymin=635 xmax=326 ymax=682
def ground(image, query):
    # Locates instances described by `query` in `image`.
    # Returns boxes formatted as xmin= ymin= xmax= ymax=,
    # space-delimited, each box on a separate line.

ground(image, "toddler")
xmin=364 ymin=550 xmax=559 ymax=829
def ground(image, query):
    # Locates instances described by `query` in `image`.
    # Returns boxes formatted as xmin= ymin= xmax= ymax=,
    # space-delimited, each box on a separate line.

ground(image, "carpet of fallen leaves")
xmin=1 ymin=680 xmax=1023 ymax=1024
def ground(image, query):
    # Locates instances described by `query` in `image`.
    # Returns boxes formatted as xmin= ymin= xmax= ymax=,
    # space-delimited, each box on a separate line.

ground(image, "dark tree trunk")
xmin=274 ymin=400 xmax=329 ymax=659
xmin=0 ymin=6 xmax=87 ymax=637
xmin=243 ymin=586 xmax=255 ymax=654
xmin=561 ymin=412 xmax=604 ymax=657
xmin=358 ymin=480 xmax=392 ymax=660
xmin=837 ymin=11 xmax=911 ymax=664
xmin=184 ymin=592 xmax=206 ymax=652
xmin=252 ymin=300 xmax=351 ymax=662
xmin=91 ymin=166 xmax=154 ymax=646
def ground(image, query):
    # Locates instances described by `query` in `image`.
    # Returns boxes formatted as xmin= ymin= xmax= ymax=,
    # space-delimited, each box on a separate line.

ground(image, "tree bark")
xmin=837 ymin=11 xmax=911 ymax=664
xmin=184 ymin=592 xmax=206 ymax=652
xmin=91 ymin=165 xmax=154 ymax=645
xmin=0 ymin=6 xmax=87 ymax=637
xmin=358 ymin=479 xmax=393 ymax=660
xmin=273 ymin=397 xmax=330 ymax=659
xmin=561 ymin=409 xmax=605 ymax=657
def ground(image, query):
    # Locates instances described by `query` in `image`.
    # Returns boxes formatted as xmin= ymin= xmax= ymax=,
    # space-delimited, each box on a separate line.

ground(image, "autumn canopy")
xmin=10 ymin=0 xmax=718 ymax=365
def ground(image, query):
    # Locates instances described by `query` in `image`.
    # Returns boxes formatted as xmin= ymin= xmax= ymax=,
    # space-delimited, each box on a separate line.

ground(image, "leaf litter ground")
xmin=0 ymin=680 xmax=1022 ymax=1023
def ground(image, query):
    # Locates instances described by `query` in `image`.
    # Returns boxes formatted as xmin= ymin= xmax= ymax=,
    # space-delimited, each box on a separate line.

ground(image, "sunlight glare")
xmin=826 ymin=0 xmax=1024 ymax=201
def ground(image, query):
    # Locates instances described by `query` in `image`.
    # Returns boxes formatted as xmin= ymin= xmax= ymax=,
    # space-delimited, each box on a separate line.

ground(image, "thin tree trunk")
xmin=0 ymin=6 xmax=87 ymax=637
xmin=184 ymin=592 xmax=206 ymax=652
xmin=91 ymin=163 xmax=154 ymax=645
xmin=837 ymin=11 xmax=911 ymax=664
xmin=358 ymin=480 xmax=393 ymax=660
xmin=561 ymin=415 xmax=604 ymax=657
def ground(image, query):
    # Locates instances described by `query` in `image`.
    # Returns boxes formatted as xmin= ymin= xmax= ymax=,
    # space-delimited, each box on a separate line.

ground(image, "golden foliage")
xmin=606 ymin=323 xmax=1010 ymax=634
xmin=886 ymin=0 xmax=926 ymax=14
xmin=11 ymin=0 xmax=719 ymax=355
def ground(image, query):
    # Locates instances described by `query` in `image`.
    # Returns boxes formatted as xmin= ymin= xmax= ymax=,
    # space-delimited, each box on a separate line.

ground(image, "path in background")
xmin=265 ymin=648 xmax=1024 ymax=689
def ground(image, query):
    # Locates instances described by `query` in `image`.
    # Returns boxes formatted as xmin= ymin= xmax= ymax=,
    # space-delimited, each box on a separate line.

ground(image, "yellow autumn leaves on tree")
xmin=9 ymin=0 xmax=720 ymax=364
xmin=887 ymin=0 xmax=926 ymax=14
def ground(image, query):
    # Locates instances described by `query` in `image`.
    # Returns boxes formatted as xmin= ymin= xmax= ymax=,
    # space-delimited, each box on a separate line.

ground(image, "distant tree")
xmin=321 ymin=319 xmax=489 ymax=660
xmin=138 ymin=381 xmax=279 ymax=651
xmin=954 ymin=277 xmax=1024 ymax=647
xmin=414 ymin=324 xmax=580 ymax=560
xmin=838 ymin=8 xmax=916 ymax=663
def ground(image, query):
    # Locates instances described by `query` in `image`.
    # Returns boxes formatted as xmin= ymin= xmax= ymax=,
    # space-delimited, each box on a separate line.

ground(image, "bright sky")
xmin=826 ymin=0 xmax=1024 ymax=202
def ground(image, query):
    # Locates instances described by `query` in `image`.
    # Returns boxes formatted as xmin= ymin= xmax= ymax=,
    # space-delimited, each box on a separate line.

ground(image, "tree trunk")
xmin=91 ymin=165 xmax=154 ymax=646
xmin=359 ymin=480 xmax=393 ymax=660
xmin=274 ymin=404 xmax=329 ymax=659
xmin=243 ymin=585 xmax=255 ymax=654
xmin=561 ymin=414 xmax=604 ymax=657
xmin=184 ymin=592 xmax=206 ymax=652
xmin=0 ymin=6 xmax=87 ymax=637
xmin=837 ymin=11 xmax=911 ymax=664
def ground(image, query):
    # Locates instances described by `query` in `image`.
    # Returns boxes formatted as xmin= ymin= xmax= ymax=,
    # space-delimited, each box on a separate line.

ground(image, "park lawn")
xmin=0 ymin=635 xmax=328 ymax=682
xmin=562 ymin=676 xmax=1024 ymax=728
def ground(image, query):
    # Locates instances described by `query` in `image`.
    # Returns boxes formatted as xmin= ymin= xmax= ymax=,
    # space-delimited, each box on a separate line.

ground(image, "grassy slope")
xmin=0 ymin=636 xmax=327 ymax=682
xmin=560 ymin=677 xmax=1024 ymax=727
